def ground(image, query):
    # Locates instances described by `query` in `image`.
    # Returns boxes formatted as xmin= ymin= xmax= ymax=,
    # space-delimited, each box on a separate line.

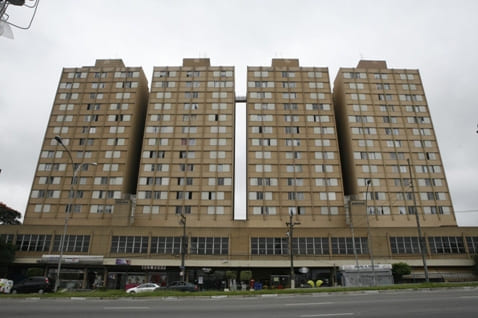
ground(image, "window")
xmin=190 ymin=237 xmax=229 ymax=255
xmin=466 ymin=237 xmax=478 ymax=254
xmin=91 ymin=82 xmax=106 ymax=89
xmin=94 ymin=72 xmax=107 ymax=78
xmin=281 ymin=71 xmax=295 ymax=78
xmin=184 ymin=91 xmax=199 ymax=98
xmin=376 ymin=83 xmax=391 ymax=90
xmin=175 ymin=206 xmax=191 ymax=215
xmin=179 ymin=164 xmax=194 ymax=172
xmin=344 ymin=72 xmax=366 ymax=79
xmin=154 ymin=70 xmax=177 ymax=78
xmin=250 ymin=92 xmax=272 ymax=99
xmin=186 ymin=71 xmax=200 ymax=77
xmin=212 ymin=92 xmax=228 ymax=98
xmin=110 ymin=236 xmax=148 ymax=254
xmin=114 ymin=71 xmax=138 ymax=78
xmin=351 ymin=127 xmax=376 ymax=135
xmin=179 ymin=151 xmax=195 ymax=159
xmin=390 ymin=237 xmax=421 ymax=254
xmin=400 ymin=73 xmax=415 ymax=80
xmin=315 ymin=164 xmax=334 ymax=173
xmin=151 ymin=236 xmax=182 ymax=254
xmin=52 ymin=235 xmax=90 ymax=253
xmin=378 ymin=94 xmax=393 ymax=101
xmin=350 ymin=93 xmax=366 ymax=100
xmin=177 ymin=177 xmax=193 ymax=186
xmin=16 ymin=234 xmax=52 ymax=252
xmin=385 ymin=128 xmax=400 ymax=135
xmin=253 ymin=71 xmax=269 ymax=77
xmin=282 ymin=82 xmax=296 ymax=88
xmin=252 ymin=206 xmax=277 ymax=215
xmin=108 ymin=114 xmax=131 ymax=122
xmin=283 ymin=103 xmax=298 ymax=110
xmin=251 ymin=237 xmax=288 ymax=255
xmin=331 ymin=237 xmax=368 ymax=255
xmin=428 ymin=237 xmax=465 ymax=254
xmin=251 ymin=237 xmax=329 ymax=255
xmin=282 ymin=93 xmax=297 ymax=99
xmin=319 ymin=192 xmax=336 ymax=200
xmin=349 ymin=83 xmax=364 ymax=89
xmin=308 ymin=71 xmax=323 ymax=78
xmin=374 ymin=73 xmax=388 ymax=79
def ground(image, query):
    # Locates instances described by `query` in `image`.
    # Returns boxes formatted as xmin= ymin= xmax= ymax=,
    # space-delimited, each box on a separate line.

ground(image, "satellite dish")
xmin=0 ymin=20 xmax=14 ymax=39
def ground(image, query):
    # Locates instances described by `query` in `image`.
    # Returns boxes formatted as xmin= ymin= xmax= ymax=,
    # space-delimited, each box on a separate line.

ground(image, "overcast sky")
xmin=1 ymin=0 xmax=477 ymax=225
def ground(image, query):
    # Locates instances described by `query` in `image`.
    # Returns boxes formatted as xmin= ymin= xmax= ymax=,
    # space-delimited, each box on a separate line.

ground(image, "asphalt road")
xmin=1 ymin=288 xmax=477 ymax=318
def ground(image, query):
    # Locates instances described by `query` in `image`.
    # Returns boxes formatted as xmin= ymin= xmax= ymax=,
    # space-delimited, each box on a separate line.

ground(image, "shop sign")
xmin=115 ymin=258 xmax=131 ymax=265
xmin=141 ymin=265 xmax=166 ymax=270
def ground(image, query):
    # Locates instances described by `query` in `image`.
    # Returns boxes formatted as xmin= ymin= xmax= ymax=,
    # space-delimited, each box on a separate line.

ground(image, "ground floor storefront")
xmin=6 ymin=258 xmax=476 ymax=291
xmin=2 ymin=224 xmax=477 ymax=290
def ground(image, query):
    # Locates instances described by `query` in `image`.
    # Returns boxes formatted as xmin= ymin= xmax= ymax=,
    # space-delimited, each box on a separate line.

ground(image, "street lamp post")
xmin=365 ymin=179 xmax=376 ymax=286
xmin=286 ymin=209 xmax=300 ymax=289
xmin=407 ymin=158 xmax=429 ymax=283
xmin=53 ymin=135 xmax=96 ymax=292
xmin=179 ymin=213 xmax=187 ymax=282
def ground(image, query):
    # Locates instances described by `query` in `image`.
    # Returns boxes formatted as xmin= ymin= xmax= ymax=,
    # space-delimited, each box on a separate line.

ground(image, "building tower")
xmin=247 ymin=59 xmax=345 ymax=228
xmin=24 ymin=59 xmax=149 ymax=227
xmin=333 ymin=60 xmax=456 ymax=228
xmin=135 ymin=58 xmax=235 ymax=228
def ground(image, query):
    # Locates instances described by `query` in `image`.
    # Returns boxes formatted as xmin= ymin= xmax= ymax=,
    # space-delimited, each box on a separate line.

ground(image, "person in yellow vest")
xmin=316 ymin=279 xmax=323 ymax=287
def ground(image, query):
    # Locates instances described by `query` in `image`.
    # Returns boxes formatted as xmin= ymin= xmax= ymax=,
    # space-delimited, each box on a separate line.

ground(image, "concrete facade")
xmin=1 ymin=58 xmax=476 ymax=290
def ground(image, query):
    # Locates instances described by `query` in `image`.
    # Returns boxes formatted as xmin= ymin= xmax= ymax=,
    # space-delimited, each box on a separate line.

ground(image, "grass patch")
xmin=1 ymin=281 xmax=477 ymax=298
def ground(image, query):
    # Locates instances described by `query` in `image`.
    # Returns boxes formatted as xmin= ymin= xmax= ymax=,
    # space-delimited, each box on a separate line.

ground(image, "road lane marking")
xmin=104 ymin=306 xmax=150 ymax=310
xmin=300 ymin=314 xmax=354 ymax=317
xmin=286 ymin=302 xmax=335 ymax=306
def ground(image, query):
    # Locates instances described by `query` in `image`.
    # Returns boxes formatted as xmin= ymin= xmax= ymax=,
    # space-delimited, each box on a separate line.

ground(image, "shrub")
xmin=473 ymin=255 xmax=478 ymax=275
xmin=392 ymin=262 xmax=411 ymax=283
xmin=240 ymin=270 xmax=252 ymax=282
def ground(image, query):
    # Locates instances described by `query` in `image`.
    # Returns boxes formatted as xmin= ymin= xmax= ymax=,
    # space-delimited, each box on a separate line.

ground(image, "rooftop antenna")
xmin=0 ymin=0 xmax=40 ymax=40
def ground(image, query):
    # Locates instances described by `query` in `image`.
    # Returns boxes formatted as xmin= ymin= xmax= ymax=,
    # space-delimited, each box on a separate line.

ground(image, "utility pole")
xmin=348 ymin=204 xmax=359 ymax=268
xmin=407 ymin=158 xmax=429 ymax=283
xmin=364 ymin=179 xmax=376 ymax=286
xmin=286 ymin=209 xmax=300 ymax=289
xmin=179 ymin=213 xmax=187 ymax=282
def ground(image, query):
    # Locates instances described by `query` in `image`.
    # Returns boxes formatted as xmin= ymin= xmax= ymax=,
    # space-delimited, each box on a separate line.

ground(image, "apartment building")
xmin=333 ymin=60 xmax=456 ymax=228
xmin=247 ymin=59 xmax=345 ymax=228
xmin=24 ymin=59 xmax=149 ymax=227
xmin=1 ymin=58 xmax=476 ymax=290
xmin=135 ymin=58 xmax=235 ymax=228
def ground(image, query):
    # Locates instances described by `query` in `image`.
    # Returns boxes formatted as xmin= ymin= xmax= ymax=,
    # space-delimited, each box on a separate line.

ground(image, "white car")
xmin=0 ymin=279 xmax=14 ymax=294
xmin=126 ymin=283 xmax=160 ymax=294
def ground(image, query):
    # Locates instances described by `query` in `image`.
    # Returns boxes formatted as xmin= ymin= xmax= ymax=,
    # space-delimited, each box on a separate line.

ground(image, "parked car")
xmin=11 ymin=276 xmax=52 ymax=294
xmin=0 ymin=279 xmax=14 ymax=294
xmin=126 ymin=283 xmax=161 ymax=293
xmin=166 ymin=281 xmax=198 ymax=292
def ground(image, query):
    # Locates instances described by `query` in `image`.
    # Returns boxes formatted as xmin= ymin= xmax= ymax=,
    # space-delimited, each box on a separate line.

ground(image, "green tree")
xmin=0 ymin=202 xmax=22 ymax=224
xmin=473 ymin=255 xmax=478 ymax=275
xmin=392 ymin=262 xmax=411 ymax=283
xmin=240 ymin=270 xmax=252 ymax=282
xmin=0 ymin=240 xmax=16 ymax=276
